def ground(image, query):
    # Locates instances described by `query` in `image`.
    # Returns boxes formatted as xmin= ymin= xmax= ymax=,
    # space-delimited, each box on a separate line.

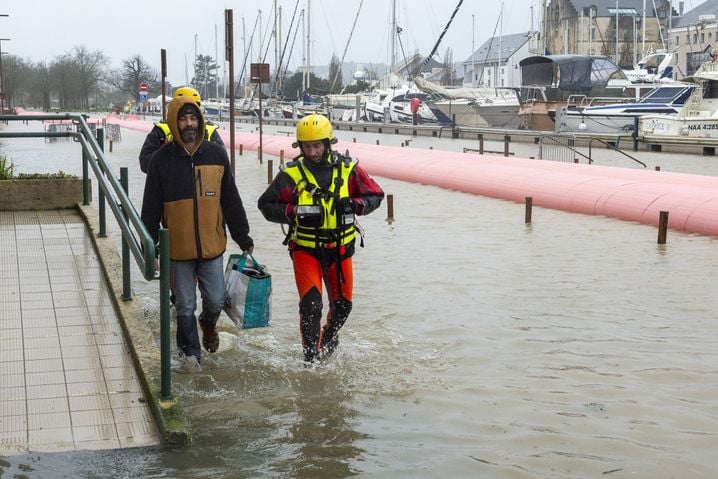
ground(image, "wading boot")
xmin=199 ymin=310 xmax=221 ymax=353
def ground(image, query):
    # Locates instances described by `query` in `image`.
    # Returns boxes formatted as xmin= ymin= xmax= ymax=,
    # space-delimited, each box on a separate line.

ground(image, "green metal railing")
xmin=0 ymin=113 xmax=174 ymax=402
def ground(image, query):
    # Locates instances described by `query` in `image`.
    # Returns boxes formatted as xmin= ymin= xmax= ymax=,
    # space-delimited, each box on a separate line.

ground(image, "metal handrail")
xmin=0 ymin=113 xmax=174 ymax=402
xmin=588 ymin=137 xmax=647 ymax=167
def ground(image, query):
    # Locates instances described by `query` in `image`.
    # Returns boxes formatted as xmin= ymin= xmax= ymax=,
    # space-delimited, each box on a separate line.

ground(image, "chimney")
xmin=679 ymin=1 xmax=684 ymax=16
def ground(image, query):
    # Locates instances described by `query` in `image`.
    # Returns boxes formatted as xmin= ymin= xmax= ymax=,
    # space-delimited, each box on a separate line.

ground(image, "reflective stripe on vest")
xmin=156 ymin=122 xmax=218 ymax=143
xmin=283 ymin=157 xmax=357 ymax=248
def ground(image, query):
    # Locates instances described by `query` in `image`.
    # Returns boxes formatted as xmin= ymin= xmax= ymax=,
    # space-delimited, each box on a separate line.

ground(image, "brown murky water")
xmin=2 ymin=120 xmax=718 ymax=478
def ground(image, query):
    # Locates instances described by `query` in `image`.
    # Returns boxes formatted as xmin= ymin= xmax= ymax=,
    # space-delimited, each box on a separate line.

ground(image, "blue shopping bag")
xmin=223 ymin=253 xmax=272 ymax=329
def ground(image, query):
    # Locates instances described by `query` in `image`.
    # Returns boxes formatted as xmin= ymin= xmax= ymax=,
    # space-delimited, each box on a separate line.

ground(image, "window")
xmin=675 ymin=35 xmax=680 ymax=45
xmin=702 ymin=33 xmax=705 ymax=43
xmin=694 ymin=33 xmax=698 ymax=44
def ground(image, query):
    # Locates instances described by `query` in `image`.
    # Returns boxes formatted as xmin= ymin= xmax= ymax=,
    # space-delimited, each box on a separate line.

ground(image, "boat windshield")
xmin=640 ymin=85 xmax=693 ymax=103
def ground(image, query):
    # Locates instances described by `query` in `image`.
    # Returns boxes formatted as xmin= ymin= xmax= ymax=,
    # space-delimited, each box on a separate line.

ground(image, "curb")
xmin=77 ymin=204 xmax=192 ymax=445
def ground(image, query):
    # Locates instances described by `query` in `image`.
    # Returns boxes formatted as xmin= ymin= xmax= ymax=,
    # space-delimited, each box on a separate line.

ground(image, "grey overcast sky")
xmin=2 ymin=0 xmax=543 ymax=85
xmin=1 ymin=0 xmax=709 ymax=86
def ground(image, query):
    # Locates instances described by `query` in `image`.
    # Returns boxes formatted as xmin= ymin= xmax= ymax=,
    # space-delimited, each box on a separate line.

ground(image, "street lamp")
xmin=0 ymin=13 xmax=9 ymax=114
xmin=0 ymin=38 xmax=9 ymax=114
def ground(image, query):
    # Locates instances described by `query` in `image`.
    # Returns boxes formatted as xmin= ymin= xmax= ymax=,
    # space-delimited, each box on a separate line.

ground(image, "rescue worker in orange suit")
xmin=139 ymin=86 xmax=224 ymax=173
xmin=258 ymin=114 xmax=384 ymax=362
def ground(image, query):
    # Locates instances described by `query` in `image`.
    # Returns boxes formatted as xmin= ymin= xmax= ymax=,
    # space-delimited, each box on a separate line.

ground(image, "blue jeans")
xmin=171 ymin=255 xmax=225 ymax=358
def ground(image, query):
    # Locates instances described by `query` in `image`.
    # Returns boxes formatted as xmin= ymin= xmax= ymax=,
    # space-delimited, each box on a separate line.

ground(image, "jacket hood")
xmin=167 ymin=96 xmax=205 ymax=155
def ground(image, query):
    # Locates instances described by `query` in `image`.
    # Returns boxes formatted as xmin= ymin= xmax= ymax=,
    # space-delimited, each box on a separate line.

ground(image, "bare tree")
xmin=1 ymin=55 xmax=31 ymax=108
xmin=31 ymin=61 xmax=53 ymax=111
xmin=108 ymin=55 xmax=159 ymax=102
xmin=441 ymin=48 xmax=457 ymax=86
xmin=71 ymin=46 xmax=108 ymax=109
xmin=328 ymin=54 xmax=344 ymax=93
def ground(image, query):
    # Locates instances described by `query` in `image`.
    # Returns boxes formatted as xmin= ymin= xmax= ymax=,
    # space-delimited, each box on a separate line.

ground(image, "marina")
xmin=2 ymin=0 xmax=718 ymax=476
xmin=1 ymin=116 xmax=718 ymax=477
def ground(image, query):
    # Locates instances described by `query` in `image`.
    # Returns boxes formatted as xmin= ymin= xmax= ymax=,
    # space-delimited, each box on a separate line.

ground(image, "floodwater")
xmin=1 ymin=119 xmax=718 ymax=478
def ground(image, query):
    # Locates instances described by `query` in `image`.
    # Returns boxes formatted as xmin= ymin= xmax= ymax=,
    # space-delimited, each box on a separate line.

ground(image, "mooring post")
xmin=279 ymin=149 xmax=284 ymax=165
xmin=479 ymin=134 xmax=484 ymax=154
xmin=657 ymin=211 xmax=669 ymax=244
xmin=525 ymin=196 xmax=533 ymax=224
xmin=504 ymin=135 xmax=510 ymax=157
xmin=386 ymin=194 xmax=394 ymax=224
xmin=267 ymin=160 xmax=273 ymax=184
xmin=239 ymin=144 xmax=243 ymax=156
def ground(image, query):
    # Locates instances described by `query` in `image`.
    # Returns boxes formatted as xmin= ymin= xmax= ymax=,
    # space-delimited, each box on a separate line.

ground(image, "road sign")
xmin=250 ymin=63 xmax=270 ymax=83
xmin=139 ymin=82 xmax=149 ymax=92
xmin=139 ymin=91 xmax=148 ymax=102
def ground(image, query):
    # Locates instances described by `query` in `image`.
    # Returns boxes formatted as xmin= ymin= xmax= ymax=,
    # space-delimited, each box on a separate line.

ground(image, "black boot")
xmin=199 ymin=310 xmax=221 ymax=353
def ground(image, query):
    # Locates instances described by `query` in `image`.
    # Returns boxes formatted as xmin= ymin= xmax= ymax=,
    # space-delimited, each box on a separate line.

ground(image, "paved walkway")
xmin=0 ymin=209 xmax=160 ymax=455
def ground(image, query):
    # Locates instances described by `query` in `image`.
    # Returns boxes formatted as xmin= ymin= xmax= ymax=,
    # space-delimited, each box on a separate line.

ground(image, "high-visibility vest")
xmin=156 ymin=122 xmax=219 ymax=143
xmin=282 ymin=156 xmax=357 ymax=248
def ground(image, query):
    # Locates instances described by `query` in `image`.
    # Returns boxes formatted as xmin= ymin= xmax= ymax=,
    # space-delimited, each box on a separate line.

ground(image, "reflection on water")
xmin=1 ymin=121 xmax=718 ymax=478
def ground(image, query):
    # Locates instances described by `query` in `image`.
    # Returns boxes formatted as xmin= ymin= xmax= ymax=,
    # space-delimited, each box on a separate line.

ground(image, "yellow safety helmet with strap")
xmin=295 ymin=113 xmax=335 ymax=144
xmin=174 ymin=86 xmax=202 ymax=106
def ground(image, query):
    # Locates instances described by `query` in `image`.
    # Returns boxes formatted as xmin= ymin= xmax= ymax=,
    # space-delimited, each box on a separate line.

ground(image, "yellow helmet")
xmin=174 ymin=86 xmax=202 ymax=106
xmin=296 ymin=113 xmax=333 ymax=142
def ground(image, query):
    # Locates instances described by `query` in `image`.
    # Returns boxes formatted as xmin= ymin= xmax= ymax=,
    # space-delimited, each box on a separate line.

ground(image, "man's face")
xmin=301 ymin=140 xmax=325 ymax=162
xmin=178 ymin=112 xmax=199 ymax=143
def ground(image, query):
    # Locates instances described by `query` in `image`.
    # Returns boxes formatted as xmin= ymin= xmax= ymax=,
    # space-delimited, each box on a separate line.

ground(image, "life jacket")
xmin=156 ymin=122 xmax=219 ymax=143
xmin=282 ymin=154 xmax=357 ymax=249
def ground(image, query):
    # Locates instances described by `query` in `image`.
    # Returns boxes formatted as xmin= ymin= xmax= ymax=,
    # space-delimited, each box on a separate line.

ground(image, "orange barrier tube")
xmin=101 ymin=115 xmax=718 ymax=238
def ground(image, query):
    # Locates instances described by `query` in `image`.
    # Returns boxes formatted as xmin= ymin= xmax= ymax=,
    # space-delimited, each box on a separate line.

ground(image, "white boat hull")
xmin=639 ymin=116 xmax=718 ymax=138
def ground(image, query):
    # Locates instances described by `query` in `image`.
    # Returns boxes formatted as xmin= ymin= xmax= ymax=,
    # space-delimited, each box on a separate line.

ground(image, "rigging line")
xmin=330 ymin=0 xmax=364 ymax=94
xmin=235 ymin=12 xmax=261 ymax=99
xmin=261 ymin=3 xmax=277 ymax=64
xmin=282 ymin=11 xmax=304 ymax=99
xmin=273 ymin=0 xmax=301 ymax=96
xmin=419 ymin=0 xmax=464 ymax=72
xmin=477 ymin=9 xmax=503 ymax=85
xmin=397 ymin=26 xmax=411 ymax=78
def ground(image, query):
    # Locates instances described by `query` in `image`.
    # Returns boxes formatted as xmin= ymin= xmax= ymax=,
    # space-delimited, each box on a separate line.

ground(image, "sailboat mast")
xmin=642 ymin=0 xmax=646 ymax=55
xmin=301 ymin=9 xmax=306 ymax=92
xmin=274 ymin=0 xmax=279 ymax=81
xmin=472 ymin=14 xmax=476 ymax=87
xmin=306 ymin=0 xmax=311 ymax=90
xmin=242 ymin=17 xmax=247 ymax=92
xmin=390 ymin=0 xmax=397 ymax=75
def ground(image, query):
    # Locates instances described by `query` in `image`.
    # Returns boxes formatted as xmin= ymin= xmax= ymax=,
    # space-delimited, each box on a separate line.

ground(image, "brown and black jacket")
xmin=141 ymin=96 xmax=253 ymax=261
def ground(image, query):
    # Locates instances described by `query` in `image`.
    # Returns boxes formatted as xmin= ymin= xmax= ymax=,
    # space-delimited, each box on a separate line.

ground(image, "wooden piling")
xmin=239 ymin=144 xmax=243 ymax=155
xmin=657 ymin=211 xmax=669 ymax=244
xmin=504 ymin=135 xmax=510 ymax=157
xmin=267 ymin=160 xmax=273 ymax=184
xmin=655 ymin=166 xmax=661 ymax=171
xmin=479 ymin=134 xmax=484 ymax=154
xmin=280 ymin=149 xmax=285 ymax=165
xmin=109 ymin=140 xmax=113 ymax=153
xmin=525 ymin=197 xmax=533 ymax=224
xmin=386 ymin=194 xmax=394 ymax=223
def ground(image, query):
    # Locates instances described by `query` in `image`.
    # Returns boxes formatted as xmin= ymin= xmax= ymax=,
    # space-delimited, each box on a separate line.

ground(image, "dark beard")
xmin=180 ymin=127 xmax=198 ymax=143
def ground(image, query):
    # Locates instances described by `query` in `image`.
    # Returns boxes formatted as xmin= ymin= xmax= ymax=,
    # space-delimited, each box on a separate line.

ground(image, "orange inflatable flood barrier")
xmin=104 ymin=116 xmax=718 ymax=238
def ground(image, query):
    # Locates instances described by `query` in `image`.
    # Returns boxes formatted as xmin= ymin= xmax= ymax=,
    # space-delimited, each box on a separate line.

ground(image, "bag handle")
xmin=235 ymin=252 xmax=266 ymax=273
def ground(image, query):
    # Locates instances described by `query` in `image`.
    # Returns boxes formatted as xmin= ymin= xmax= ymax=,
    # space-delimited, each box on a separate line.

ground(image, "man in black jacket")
xmin=138 ymin=86 xmax=224 ymax=174
xmin=141 ymin=96 xmax=254 ymax=368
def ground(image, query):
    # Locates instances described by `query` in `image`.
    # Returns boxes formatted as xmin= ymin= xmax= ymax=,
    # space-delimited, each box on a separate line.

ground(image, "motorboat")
xmin=555 ymin=83 xmax=695 ymax=134
xmin=516 ymin=55 xmax=634 ymax=131
xmin=623 ymin=50 xmax=675 ymax=83
xmin=639 ymin=60 xmax=718 ymax=138
xmin=363 ymin=85 xmax=438 ymax=124
xmin=414 ymin=77 xmax=520 ymax=128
